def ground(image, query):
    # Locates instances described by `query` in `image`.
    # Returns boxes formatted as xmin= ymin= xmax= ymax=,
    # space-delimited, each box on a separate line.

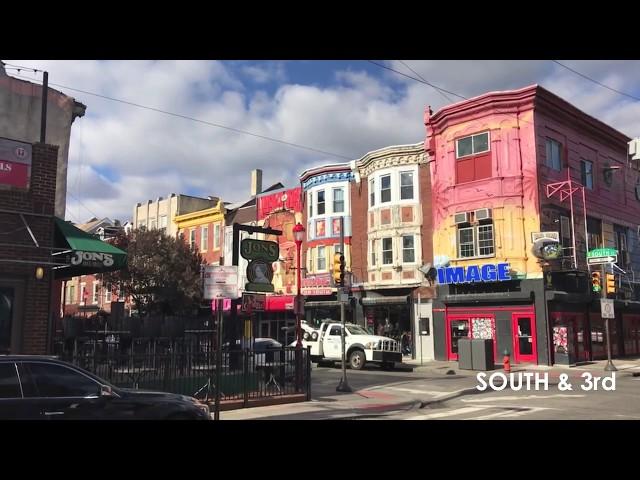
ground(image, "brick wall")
xmin=350 ymin=177 xmax=368 ymax=286
xmin=418 ymin=163 xmax=434 ymax=265
xmin=0 ymin=143 xmax=58 ymax=354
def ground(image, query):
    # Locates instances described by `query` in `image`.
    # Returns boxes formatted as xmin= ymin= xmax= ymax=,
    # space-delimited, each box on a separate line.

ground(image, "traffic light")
xmin=591 ymin=271 xmax=602 ymax=293
xmin=333 ymin=253 xmax=345 ymax=286
xmin=606 ymin=273 xmax=616 ymax=295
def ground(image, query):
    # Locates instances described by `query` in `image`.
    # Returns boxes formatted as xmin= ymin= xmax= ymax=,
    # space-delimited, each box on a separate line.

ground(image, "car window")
xmin=329 ymin=326 xmax=342 ymax=336
xmin=0 ymin=363 xmax=21 ymax=399
xmin=24 ymin=363 xmax=101 ymax=398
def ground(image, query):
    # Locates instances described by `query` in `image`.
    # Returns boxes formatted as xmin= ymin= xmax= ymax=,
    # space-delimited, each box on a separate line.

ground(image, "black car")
xmin=0 ymin=356 xmax=210 ymax=420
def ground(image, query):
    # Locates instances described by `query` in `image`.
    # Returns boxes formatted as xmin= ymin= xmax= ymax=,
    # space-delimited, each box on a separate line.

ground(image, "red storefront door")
xmin=512 ymin=313 xmax=537 ymax=364
xmin=623 ymin=315 xmax=640 ymax=356
xmin=445 ymin=313 xmax=496 ymax=361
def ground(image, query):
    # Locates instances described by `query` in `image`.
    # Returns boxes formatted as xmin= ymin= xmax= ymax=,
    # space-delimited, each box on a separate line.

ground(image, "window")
xmin=201 ymin=226 xmax=208 ymax=252
xmin=105 ymin=288 xmax=112 ymax=303
xmin=80 ymin=284 xmax=86 ymax=305
xmin=0 ymin=363 xmax=21 ymax=398
xmin=308 ymin=249 xmax=313 ymax=272
xmin=25 ymin=363 xmax=100 ymax=398
xmin=477 ymin=225 xmax=495 ymax=256
xmin=371 ymin=239 xmax=377 ymax=266
xmin=616 ymin=227 xmax=629 ymax=264
xmin=214 ymin=223 xmax=221 ymax=249
xmin=456 ymin=132 xmax=489 ymax=158
xmin=138 ymin=220 xmax=146 ymax=230
xmin=317 ymin=191 xmax=325 ymax=215
xmin=560 ymin=215 xmax=572 ymax=253
xmin=369 ymin=178 xmax=375 ymax=207
xmin=458 ymin=227 xmax=475 ymax=258
xmin=402 ymin=235 xmax=415 ymax=263
xmin=382 ymin=238 xmax=393 ymax=264
xmin=329 ymin=325 xmax=342 ymax=336
xmin=159 ymin=215 xmax=168 ymax=232
xmin=455 ymin=132 xmax=492 ymax=183
xmin=308 ymin=193 xmax=313 ymax=218
xmin=334 ymin=243 xmax=342 ymax=257
xmin=581 ymin=160 xmax=594 ymax=189
xmin=92 ymin=283 xmax=99 ymax=304
xmin=317 ymin=246 xmax=326 ymax=271
xmin=190 ymin=229 xmax=196 ymax=249
xmin=400 ymin=171 xmax=414 ymax=200
xmin=67 ymin=285 xmax=75 ymax=304
xmin=149 ymin=218 xmax=156 ymax=230
xmin=333 ymin=188 xmax=344 ymax=213
xmin=457 ymin=224 xmax=495 ymax=258
xmin=545 ymin=139 xmax=562 ymax=171
xmin=380 ymin=175 xmax=391 ymax=203
xmin=586 ymin=217 xmax=602 ymax=249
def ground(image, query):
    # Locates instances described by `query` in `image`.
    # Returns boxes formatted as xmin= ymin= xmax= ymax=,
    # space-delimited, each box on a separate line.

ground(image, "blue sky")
xmin=5 ymin=60 xmax=640 ymax=223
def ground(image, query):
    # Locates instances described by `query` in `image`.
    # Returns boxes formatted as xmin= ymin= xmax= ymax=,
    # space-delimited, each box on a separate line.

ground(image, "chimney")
xmin=251 ymin=169 xmax=263 ymax=197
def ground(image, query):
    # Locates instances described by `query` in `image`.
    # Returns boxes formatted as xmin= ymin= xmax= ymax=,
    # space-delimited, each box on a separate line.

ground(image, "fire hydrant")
xmin=503 ymin=350 xmax=511 ymax=373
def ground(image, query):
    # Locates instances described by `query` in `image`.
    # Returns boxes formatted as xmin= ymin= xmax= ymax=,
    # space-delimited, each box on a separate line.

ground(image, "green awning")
xmin=53 ymin=218 xmax=127 ymax=279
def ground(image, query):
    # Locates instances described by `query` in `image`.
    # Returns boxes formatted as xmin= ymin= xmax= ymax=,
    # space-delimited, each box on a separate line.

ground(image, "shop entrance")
xmin=512 ymin=313 xmax=537 ymax=364
xmin=445 ymin=314 xmax=496 ymax=361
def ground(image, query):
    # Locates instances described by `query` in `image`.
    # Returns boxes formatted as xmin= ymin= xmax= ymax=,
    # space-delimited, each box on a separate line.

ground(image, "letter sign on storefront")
xmin=437 ymin=262 xmax=511 ymax=284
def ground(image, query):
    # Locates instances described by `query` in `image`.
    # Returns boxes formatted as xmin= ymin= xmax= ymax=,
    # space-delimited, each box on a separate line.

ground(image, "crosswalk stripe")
xmin=470 ymin=410 xmax=514 ymax=420
xmin=405 ymin=406 xmax=487 ymax=420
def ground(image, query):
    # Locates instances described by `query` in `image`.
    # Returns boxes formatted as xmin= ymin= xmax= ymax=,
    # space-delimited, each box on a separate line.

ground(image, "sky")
xmin=4 ymin=59 xmax=640 ymax=224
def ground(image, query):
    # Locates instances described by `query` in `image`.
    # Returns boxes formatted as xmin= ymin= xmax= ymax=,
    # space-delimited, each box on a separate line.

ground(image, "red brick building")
xmin=0 ymin=140 xmax=59 ymax=354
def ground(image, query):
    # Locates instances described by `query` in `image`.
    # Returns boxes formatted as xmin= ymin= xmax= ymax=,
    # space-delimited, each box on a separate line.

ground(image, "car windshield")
xmin=346 ymin=325 xmax=370 ymax=335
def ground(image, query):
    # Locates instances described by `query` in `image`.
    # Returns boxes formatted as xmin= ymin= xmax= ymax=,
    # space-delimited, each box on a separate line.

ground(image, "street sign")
xmin=587 ymin=248 xmax=618 ymax=258
xmin=587 ymin=255 xmax=618 ymax=265
xmin=242 ymin=293 xmax=266 ymax=312
xmin=203 ymin=266 xmax=239 ymax=300
xmin=601 ymin=298 xmax=615 ymax=319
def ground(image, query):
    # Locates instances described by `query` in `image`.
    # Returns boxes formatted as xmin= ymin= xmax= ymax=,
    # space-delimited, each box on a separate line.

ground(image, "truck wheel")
xmin=349 ymin=350 xmax=366 ymax=370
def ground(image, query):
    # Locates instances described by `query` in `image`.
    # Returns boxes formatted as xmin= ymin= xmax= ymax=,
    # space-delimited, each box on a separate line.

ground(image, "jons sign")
xmin=71 ymin=251 xmax=115 ymax=267
xmin=240 ymin=238 xmax=279 ymax=262
xmin=437 ymin=263 xmax=511 ymax=284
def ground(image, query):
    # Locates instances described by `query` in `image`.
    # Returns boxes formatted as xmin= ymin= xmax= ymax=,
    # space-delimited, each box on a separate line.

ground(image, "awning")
xmin=52 ymin=218 xmax=127 ymax=279
xmin=304 ymin=301 xmax=343 ymax=308
xmin=361 ymin=295 xmax=410 ymax=306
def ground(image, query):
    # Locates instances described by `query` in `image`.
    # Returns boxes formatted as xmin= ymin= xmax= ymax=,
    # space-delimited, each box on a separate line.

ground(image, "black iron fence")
xmin=56 ymin=336 xmax=311 ymax=405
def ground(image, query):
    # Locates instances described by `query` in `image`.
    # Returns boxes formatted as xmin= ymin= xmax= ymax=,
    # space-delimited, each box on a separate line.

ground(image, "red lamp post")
xmin=293 ymin=222 xmax=305 ymax=393
xmin=293 ymin=222 xmax=305 ymax=349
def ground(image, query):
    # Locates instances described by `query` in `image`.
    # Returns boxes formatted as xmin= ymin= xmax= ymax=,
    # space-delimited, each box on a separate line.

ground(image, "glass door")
xmin=447 ymin=318 xmax=470 ymax=361
xmin=512 ymin=314 xmax=537 ymax=364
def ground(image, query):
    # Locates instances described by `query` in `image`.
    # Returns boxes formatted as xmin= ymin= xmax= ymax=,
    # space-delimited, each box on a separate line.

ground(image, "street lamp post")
xmin=293 ymin=222 xmax=305 ymax=392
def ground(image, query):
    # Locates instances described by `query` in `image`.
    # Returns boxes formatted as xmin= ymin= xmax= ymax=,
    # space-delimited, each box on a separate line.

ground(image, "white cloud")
xmin=5 ymin=60 xmax=640 ymax=223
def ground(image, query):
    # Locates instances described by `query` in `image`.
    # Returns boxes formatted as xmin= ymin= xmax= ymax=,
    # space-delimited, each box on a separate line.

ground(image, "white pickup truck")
xmin=297 ymin=321 xmax=402 ymax=370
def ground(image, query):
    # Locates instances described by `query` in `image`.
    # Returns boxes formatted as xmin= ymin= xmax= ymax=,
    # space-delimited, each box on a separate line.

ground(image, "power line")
xmin=368 ymin=60 xmax=541 ymax=129
xmin=368 ymin=60 xmax=466 ymax=101
xmin=552 ymin=60 xmax=640 ymax=102
xmin=398 ymin=60 xmax=454 ymax=103
xmin=4 ymin=65 xmax=354 ymax=161
xmin=67 ymin=189 xmax=100 ymax=221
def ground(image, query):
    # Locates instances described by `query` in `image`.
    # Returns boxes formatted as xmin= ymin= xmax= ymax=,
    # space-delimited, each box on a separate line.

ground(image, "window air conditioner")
xmin=454 ymin=212 xmax=470 ymax=224
xmin=475 ymin=208 xmax=492 ymax=221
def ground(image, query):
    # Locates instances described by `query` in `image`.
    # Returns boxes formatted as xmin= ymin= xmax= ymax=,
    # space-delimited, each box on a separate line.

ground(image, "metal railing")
xmin=58 ymin=340 xmax=311 ymax=406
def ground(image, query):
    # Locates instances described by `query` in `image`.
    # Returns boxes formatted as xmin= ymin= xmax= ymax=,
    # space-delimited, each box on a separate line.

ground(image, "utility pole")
xmin=214 ymin=296 xmax=223 ymax=420
xmin=602 ymin=262 xmax=617 ymax=372
xmin=336 ymin=215 xmax=351 ymax=392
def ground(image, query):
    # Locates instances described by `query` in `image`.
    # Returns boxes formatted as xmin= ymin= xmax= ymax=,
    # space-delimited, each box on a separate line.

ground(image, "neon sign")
xmin=437 ymin=263 xmax=511 ymax=284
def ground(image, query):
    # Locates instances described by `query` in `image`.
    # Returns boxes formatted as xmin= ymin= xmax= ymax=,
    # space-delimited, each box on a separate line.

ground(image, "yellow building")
xmin=175 ymin=199 xmax=225 ymax=265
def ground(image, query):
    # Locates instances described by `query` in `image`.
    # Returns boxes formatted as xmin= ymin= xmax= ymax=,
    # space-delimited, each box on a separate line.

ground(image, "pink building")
xmin=425 ymin=85 xmax=639 ymax=365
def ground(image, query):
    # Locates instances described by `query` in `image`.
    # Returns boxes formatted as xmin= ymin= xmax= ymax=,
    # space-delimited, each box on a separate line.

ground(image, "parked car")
xmin=253 ymin=338 xmax=283 ymax=366
xmin=0 ymin=356 xmax=210 ymax=420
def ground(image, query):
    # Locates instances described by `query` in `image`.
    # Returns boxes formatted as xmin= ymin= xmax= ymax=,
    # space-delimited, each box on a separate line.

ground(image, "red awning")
xmin=265 ymin=295 xmax=295 ymax=311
